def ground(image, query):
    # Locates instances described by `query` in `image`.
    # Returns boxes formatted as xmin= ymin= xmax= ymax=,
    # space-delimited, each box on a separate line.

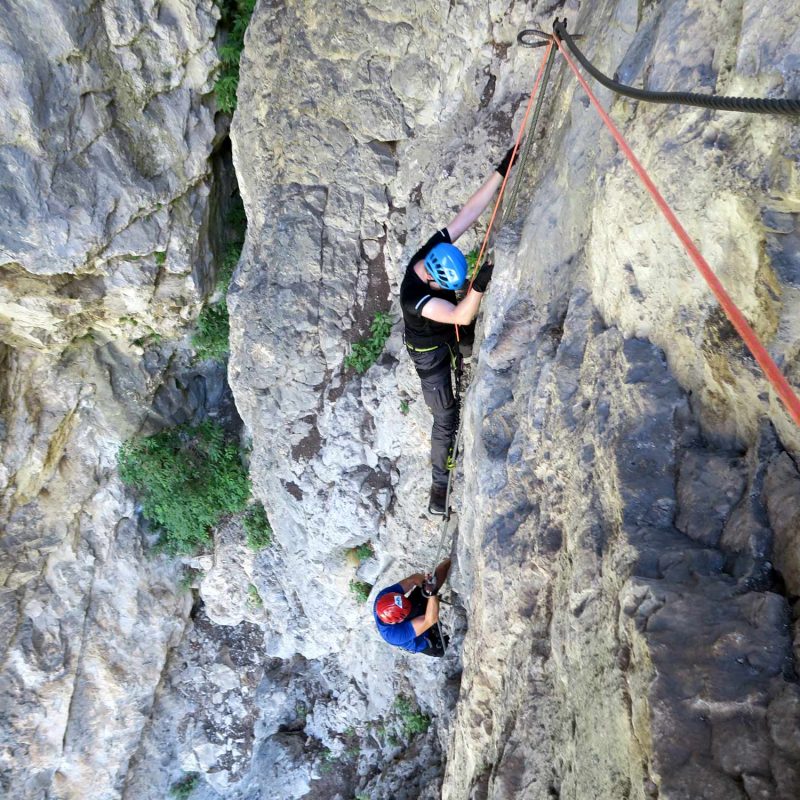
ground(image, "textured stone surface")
xmin=0 ymin=1 xmax=221 ymax=798
xmin=442 ymin=0 xmax=800 ymax=797
xmin=2 ymin=0 xmax=800 ymax=797
xmin=0 ymin=0 xmax=218 ymax=352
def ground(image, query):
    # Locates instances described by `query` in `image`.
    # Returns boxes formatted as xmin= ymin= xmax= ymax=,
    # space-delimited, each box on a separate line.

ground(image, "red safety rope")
xmin=555 ymin=36 xmax=800 ymax=427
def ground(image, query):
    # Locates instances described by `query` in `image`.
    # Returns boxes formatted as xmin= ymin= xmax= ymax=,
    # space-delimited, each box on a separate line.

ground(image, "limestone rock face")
xmin=441 ymin=1 xmax=800 ymax=797
xmin=224 ymin=0 xmax=800 ymax=798
xmin=0 ymin=2 xmax=220 ymax=798
xmin=2 ymin=0 xmax=800 ymax=798
xmin=0 ymin=0 xmax=219 ymax=349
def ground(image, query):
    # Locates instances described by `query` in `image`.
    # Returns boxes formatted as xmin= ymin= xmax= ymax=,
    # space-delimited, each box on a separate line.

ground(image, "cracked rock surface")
xmin=0 ymin=2 xmax=221 ymax=798
xmin=1 ymin=0 xmax=799 ymax=798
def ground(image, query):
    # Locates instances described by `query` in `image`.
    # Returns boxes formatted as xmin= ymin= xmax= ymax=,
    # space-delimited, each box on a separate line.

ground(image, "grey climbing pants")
xmin=407 ymin=341 xmax=458 ymax=489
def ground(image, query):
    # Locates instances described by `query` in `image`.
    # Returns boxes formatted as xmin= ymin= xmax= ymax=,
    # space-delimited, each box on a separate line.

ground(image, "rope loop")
xmin=517 ymin=29 xmax=550 ymax=48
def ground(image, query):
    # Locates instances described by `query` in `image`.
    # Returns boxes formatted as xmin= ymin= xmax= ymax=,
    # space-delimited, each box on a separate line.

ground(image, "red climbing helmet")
xmin=376 ymin=592 xmax=411 ymax=623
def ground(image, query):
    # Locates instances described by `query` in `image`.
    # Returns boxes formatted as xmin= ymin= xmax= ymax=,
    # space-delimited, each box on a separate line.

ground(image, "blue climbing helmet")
xmin=424 ymin=243 xmax=467 ymax=290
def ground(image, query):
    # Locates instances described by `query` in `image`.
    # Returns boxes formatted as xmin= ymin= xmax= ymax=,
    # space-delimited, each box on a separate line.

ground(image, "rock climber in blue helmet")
xmin=400 ymin=147 xmax=515 ymax=515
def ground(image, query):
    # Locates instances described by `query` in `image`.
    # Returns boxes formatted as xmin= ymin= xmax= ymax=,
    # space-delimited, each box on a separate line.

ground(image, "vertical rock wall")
xmin=445 ymin=0 xmax=800 ymax=798
xmin=227 ymin=0 xmax=800 ymax=798
xmin=223 ymin=1 xmax=540 ymax=795
xmin=1 ymin=0 xmax=798 ymax=797
xmin=0 ymin=2 xmax=221 ymax=798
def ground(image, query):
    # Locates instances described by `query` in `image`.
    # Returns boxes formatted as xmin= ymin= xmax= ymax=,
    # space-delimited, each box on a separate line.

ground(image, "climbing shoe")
xmin=428 ymin=484 xmax=448 ymax=516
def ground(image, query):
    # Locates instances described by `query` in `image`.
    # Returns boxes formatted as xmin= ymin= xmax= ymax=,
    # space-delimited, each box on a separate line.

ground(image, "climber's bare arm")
xmin=444 ymin=171 xmax=503 ymax=242
xmin=398 ymin=573 xmax=425 ymax=593
xmin=421 ymin=290 xmax=485 ymax=326
xmin=411 ymin=596 xmax=439 ymax=635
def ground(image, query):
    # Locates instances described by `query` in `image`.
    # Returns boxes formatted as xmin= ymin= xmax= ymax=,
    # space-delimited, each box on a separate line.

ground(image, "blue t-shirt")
xmin=373 ymin=583 xmax=431 ymax=653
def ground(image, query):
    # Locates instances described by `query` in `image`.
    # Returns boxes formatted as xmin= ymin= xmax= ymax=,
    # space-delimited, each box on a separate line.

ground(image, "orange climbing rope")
xmin=463 ymin=40 xmax=555 ymax=303
xmin=552 ymin=35 xmax=800 ymax=427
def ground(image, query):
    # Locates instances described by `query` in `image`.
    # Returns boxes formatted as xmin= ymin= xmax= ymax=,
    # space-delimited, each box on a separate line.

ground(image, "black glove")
xmin=472 ymin=261 xmax=494 ymax=293
xmin=422 ymin=574 xmax=439 ymax=598
xmin=495 ymin=146 xmax=517 ymax=177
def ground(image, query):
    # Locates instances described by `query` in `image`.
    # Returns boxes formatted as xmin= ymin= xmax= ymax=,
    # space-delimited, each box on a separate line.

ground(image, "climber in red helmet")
xmin=373 ymin=559 xmax=452 ymax=656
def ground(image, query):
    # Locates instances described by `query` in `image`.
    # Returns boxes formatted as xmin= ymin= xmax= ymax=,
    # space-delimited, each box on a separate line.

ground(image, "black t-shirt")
xmin=400 ymin=229 xmax=458 ymax=348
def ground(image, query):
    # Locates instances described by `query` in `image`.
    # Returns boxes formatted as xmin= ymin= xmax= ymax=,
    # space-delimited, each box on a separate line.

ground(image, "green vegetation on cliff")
xmin=192 ymin=196 xmax=247 ymax=362
xmin=118 ymin=420 xmax=250 ymax=554
xmin=169 ymin=773 xmax=200 ymax=799
xmin=192 ymin=302 xmax=230 ymax=361
xmin=216 ymin=0 xmax=256 ymax=114
xmin=345 ymin=311 xmax=393 ymax=374
xmin=244 ymin=501 xmax=272 ymax=550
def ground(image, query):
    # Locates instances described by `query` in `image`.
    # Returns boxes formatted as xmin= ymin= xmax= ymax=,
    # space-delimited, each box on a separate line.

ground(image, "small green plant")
xmin=394 ymin=696 xmax=430 ymax=737
xmin=465 ymin=247 xmax=479 ymax=279
xmin=215 ymin=0 xmax=256 ymax=114
xmin=399 ymin=399 xmax=410 ymax=415
xmin=319 ymin=748 xmax=338 ymax=774
xmin=169 ymin=773 xmax=200 ymax=799
xmin=247 ymin=583 xmax=262 ymax=607
xmin=345 ymin=311 xmax=392 ymax=374
xmin=344 ymin=745 xmax=360 ymax=760
xmin=216 ymin=243 xmax=240 ymax=294
xmin=215 ymin=74 xmax=239 ymax=114
xmin=295 ymin=702 xmax=308 ymax=721
xmin=349 ymin=580 xmax=373 ymax=604
xmin=154 ymin=250 xmax=167 ymax=266
xmin=192 ymin=302 xmax=229 ymax=361
xmin=355 ymin=794 xmax=370 ymax=800
xmin=353 ymin=542 xmax=373 ymax=563
xmin=118 ymin=420 xmax=251 ymax=554
xmin=243 ymin=502 xmax=272 ymax=550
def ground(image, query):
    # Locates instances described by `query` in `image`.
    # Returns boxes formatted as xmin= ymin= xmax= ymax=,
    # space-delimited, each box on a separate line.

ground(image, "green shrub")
xmin=394 ymin=696 xmax=430 ymax=737
xmin=399 ymin=399 xmax=409 ymax=415
xmin=169 ymin=773 xmax=200 ymax=799
xmin=319 ymin=748 xmax=338 ymax=774
xmin=154 ymin=250 xmax=167 ymax=266
xmin=192 ymin=302 xmax=229 ymax=361
xmin=215 ymin=0 xmax=256 ymax=114
xmin=118 ymin=420 xmax=250 ymax=554
xmin=353 ymin=542 xmax=373 ymax=563
xmin=215 ymin=74 xmax=239 ymax=115
xmin=349 ymin=580 xmax=373 ymax=603
xmin=345 ymin=311 xmax=393 ymax=374
xmin=244 ymin=502 xmax=272 ymax=550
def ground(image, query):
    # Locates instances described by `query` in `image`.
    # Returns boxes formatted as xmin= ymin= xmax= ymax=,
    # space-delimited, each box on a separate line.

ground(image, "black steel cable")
xmin=505 ymin=41 xmax=559 ymax=219
xmin=552 ymin=19 xmax=800 ymax=115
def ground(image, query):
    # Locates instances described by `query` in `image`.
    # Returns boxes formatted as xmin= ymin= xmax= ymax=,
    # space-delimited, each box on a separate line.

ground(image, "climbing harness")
xmin=419 ymin=17 xmax=800 ymax=656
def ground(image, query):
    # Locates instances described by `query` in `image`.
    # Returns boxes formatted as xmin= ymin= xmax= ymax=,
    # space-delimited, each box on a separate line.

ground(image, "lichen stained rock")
xmin=444 ymin=1 xmax=800 ymax=798
xmin=0 ymin=2 xmax=220 ymax=799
